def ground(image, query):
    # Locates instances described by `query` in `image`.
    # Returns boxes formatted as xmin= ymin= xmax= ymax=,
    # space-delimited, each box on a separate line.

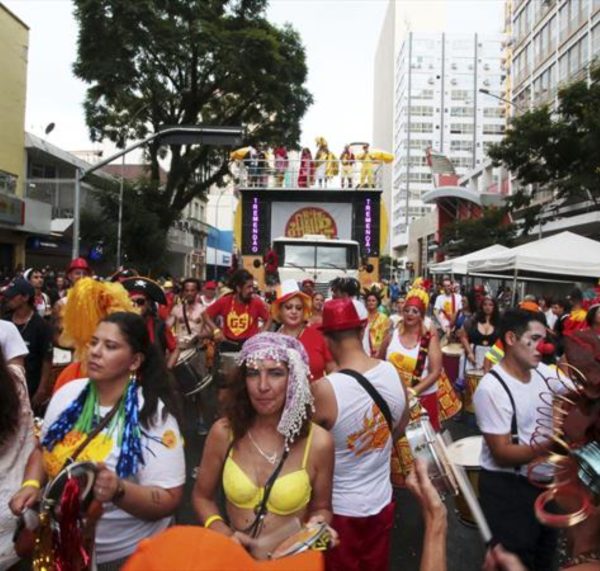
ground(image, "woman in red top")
xmin=272 ymin=280 xmax=336 ymax=381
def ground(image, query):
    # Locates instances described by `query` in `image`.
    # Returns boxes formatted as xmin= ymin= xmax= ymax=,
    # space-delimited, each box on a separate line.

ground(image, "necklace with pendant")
xmin=248 ymin=430 xmax=281 ymax=465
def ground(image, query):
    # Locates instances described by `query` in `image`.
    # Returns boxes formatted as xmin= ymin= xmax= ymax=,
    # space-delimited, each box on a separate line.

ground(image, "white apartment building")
xmin=391 ymin=32 xmax=505 ymax=254
xmin=509 ymin=0 xmax=600 ymax=111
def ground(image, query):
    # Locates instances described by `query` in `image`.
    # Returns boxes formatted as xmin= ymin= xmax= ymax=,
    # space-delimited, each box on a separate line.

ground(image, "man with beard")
xmin=203 ymin=269 xmax=270 ymax=350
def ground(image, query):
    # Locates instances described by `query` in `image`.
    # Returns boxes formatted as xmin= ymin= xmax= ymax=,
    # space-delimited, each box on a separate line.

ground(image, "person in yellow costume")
xmin=362 ymin=286 xmax=391 ymax=357
xmin=379 ymin=282 xmax=461 ymax=486
xmin=314 ymin=137 xmax=338 ymax=188
xmin=356 ymin=143 xmax=376 ymax=188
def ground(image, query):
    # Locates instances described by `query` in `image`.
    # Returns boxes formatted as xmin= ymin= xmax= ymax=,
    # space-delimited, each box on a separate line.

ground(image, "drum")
xmin=216 ymin=351 xmax=239 ymax=388
xmin=405 ymin=416 xmax=458 ymax=498
xmin=464 ymin=370 xmax=484 ymax=414
xmin=442 ymin=343 xmax=464 ymax=385
xmin=174 ymin=348 xmax=211 ymax=397
xmin=270 ymin=522 xmax=333 ymax=559
xmin=446 ymin=436 xmax=483 ymax=526
xmin=43 ymin=461 xmax=98 ymax=515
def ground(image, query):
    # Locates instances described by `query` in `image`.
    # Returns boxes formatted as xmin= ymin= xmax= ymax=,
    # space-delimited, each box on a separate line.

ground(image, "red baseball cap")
xmin=319 ymin=298 xmax=368 ymax=333
xmin=204 ymin=281 xmax=218 ymax=290
xmin=67 ymin=257 xmax=91 ymax=274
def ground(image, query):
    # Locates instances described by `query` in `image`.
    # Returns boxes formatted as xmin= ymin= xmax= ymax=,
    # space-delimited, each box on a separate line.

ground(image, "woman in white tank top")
xmin=379 ymin=287 xmax=443 ymax=431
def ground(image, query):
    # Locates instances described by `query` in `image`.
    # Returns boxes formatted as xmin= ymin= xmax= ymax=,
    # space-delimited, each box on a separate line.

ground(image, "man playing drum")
xmin=312 ymin=298 xmax=409 ymax=571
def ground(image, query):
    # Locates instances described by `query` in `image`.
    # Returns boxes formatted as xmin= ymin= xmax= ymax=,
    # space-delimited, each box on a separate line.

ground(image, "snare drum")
xmin=404 ymin=416 xmax=458 ymax=498
xmin=446 ymin=436 xmax=483 ymax=526
xmin=464 ymin=370 xmax=484 ymax=414
xmin=174 ymin=348 xmax=211 ymax=396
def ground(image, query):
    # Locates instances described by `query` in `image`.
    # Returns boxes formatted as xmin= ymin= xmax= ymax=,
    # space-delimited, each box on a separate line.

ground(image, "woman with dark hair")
xmin=192 ymin=333 xmax=334 ymax=558
xmin=0 ymin=355 xmax=34 ymax=569
xmin=9 ymin=312 xmax=185 ymax=570
xmin=459 ymin=296 xmax=500 ymax=371
xmin=362 ymin=288 xmax=391 ymax=357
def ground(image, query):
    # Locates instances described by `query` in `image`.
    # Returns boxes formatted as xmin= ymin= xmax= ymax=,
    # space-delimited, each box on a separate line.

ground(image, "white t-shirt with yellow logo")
xmin=42 ymin=378 xmax=185 ymax=564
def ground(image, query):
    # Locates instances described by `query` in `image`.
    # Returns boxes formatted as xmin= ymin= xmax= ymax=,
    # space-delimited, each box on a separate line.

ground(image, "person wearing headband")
xmin=192 ymin=332 xmax=334 ymax=558
xmin=380 ymin=286 xmax=444 ymax=431
xmin=272 ymin=280 xmax=335 ymax=382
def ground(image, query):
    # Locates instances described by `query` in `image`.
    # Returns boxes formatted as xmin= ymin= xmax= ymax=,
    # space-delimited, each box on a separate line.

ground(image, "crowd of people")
xmin=0 ymin=261 xmax=598 ymax=571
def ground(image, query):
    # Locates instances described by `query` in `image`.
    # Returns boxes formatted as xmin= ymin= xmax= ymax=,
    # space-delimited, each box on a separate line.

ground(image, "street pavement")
xmin=175 ymin=393 xmax=487 ymax=571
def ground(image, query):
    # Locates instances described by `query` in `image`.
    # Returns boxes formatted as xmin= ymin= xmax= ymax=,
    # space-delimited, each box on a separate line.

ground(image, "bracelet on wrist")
xmin=21 ymin=479 xmax=41 ymax=490
xmin=112 ymin=479 xmax=126 ymax=503
xmin=204 ymin=514 xmax=224 ymax=528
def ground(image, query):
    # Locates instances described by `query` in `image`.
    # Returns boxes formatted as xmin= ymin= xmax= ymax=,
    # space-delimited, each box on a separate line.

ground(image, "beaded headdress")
xmin=237 ymin=332 xmax=313 ymax=446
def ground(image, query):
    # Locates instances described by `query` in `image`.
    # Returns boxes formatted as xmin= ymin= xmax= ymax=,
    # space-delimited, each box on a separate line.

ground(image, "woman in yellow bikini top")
xmin=192 ymin=332 xmax=334 ymax=557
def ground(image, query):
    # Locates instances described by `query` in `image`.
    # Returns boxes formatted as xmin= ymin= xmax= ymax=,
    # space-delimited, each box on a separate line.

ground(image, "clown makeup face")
xmin=279 ymin=296 xmax=305 ymax=328
xmin=245 ymin=359 xmax=289 ymax=418
xmin=402 ymin=304 xmax=422 ymax=326
xmin=507 ymin=321 xmax=546 ymax=370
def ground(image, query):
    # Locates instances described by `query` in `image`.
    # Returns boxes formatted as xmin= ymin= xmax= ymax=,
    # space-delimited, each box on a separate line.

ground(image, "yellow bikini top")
xmin=222 ymin=424 xmax=314 ymax=517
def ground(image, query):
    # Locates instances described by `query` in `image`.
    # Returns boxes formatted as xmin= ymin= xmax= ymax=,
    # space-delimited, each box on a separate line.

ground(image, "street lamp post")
xmin=71 ymin=125 xmax=244 ymax=259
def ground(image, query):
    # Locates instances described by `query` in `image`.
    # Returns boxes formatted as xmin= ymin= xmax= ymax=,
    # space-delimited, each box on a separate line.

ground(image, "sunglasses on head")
xmin=132 ymin=297 xmax=147 ymax=307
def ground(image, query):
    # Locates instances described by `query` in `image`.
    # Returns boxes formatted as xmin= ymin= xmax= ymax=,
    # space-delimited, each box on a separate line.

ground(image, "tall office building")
xmin=391 ymin=33 xmax=505 ymax=254
xmin=508 ymin=0 xmax=600 ymax=111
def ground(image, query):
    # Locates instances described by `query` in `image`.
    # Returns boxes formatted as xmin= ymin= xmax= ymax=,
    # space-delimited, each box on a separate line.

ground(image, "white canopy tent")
xmin=429 ymin=244 xmax=509 ymax=275
xmin=466 ymin=231 xmax=600 ymax=279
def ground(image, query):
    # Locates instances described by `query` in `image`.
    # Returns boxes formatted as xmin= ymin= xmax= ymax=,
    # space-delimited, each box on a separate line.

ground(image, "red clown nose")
xmin=536 ymin=340 xmax=555 ymax=356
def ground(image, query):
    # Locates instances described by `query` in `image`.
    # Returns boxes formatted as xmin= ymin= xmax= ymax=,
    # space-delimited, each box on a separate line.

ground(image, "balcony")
xmin=231 ymin=158 xmax=387 ymax=191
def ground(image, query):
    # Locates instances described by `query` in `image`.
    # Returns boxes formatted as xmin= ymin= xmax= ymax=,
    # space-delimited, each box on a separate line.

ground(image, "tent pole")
xmin=511 ymin=268 xmax=518 ymax=306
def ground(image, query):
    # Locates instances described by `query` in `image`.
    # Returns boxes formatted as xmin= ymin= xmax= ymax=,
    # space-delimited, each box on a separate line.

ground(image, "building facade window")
xmin=450 ymin=123 xmax=474 ymax=134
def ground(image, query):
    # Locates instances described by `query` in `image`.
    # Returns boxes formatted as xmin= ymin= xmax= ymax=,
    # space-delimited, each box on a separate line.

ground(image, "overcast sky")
xmin=5 ymin=0 xmax=503 ymax=160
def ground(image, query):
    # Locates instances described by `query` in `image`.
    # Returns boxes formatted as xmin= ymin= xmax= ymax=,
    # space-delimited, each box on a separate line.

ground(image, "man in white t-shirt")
xmin=312 ymin=298 xmax=408 ymax=571
xmin=433 ymin=278 xmax=462 ymax=336
xmin=0 ymin=320 xmax=28 ymax=366
xmin=473 ymin=309 xmax=562 ymax=570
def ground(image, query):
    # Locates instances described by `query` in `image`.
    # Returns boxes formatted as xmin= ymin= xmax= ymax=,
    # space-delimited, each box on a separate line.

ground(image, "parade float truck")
xmin=233 ymin=158 xmax=389 ymax=292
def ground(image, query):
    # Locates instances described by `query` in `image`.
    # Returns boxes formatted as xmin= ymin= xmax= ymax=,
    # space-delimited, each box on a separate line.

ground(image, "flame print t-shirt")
xmin=326 ymin=362 xmax=406 ymax=517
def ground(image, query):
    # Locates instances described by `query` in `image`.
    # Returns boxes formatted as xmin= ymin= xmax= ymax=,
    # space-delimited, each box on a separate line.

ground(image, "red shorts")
xmin=418 ymin=392 xmax=441 ymax=431
xmin=325 ymin=501 xmax=395 ymax=571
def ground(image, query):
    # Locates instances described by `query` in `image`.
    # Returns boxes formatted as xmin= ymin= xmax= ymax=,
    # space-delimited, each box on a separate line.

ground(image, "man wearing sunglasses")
xmin=122 ymin=277 xmax=179 ymax=369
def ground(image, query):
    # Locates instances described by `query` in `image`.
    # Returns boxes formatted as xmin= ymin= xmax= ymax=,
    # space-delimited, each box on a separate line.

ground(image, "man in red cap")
xmin=312 ymin=298 xmax=409 ymax=571
xmin=199 ymin=280 xmax=218 ymax=309
xmin=52 ymin=257 xmax=92 ymax=317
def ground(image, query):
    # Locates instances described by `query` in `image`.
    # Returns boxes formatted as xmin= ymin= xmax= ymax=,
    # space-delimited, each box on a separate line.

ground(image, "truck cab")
xmin=273 ymin=234 xmax=361 ymax=294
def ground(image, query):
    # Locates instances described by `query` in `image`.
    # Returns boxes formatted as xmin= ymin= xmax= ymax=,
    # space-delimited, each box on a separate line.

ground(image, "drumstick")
xmin=439 ymin=435 xmax=493 ymax=544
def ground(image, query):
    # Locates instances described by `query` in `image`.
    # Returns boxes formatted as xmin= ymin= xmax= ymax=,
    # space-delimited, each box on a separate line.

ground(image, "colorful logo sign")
xmin=284 ymin=207 xmax=338 ymax=238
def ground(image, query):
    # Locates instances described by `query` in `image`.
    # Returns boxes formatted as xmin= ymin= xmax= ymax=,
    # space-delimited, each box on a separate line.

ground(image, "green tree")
xmin=487 ymin=66 xmax=600 ymax=231
xmin=81 ymin=182 xmax=168 ymax=274
xmin=73 ymin=0 xmax=312 ymax=229
xmin=440 ymin=207 xmax=516 ymax=256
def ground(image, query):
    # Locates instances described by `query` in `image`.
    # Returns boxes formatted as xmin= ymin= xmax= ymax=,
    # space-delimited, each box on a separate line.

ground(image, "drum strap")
xmin=338 ymin=369 xmax=393 ymax=434
xmin=488 ymin=369 xmax=520 ymax=473
xmin=182 ymin=302 xmax=193 ymax=335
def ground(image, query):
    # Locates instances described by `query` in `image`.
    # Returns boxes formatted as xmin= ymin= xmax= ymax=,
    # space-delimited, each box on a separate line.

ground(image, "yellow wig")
xmin=60 ymin=278 xmax=136 ymax=365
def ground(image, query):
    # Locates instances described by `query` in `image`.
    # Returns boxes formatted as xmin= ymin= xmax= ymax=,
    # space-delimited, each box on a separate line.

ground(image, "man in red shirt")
xmin=204 ymin=269 xmax=270 ymax=350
